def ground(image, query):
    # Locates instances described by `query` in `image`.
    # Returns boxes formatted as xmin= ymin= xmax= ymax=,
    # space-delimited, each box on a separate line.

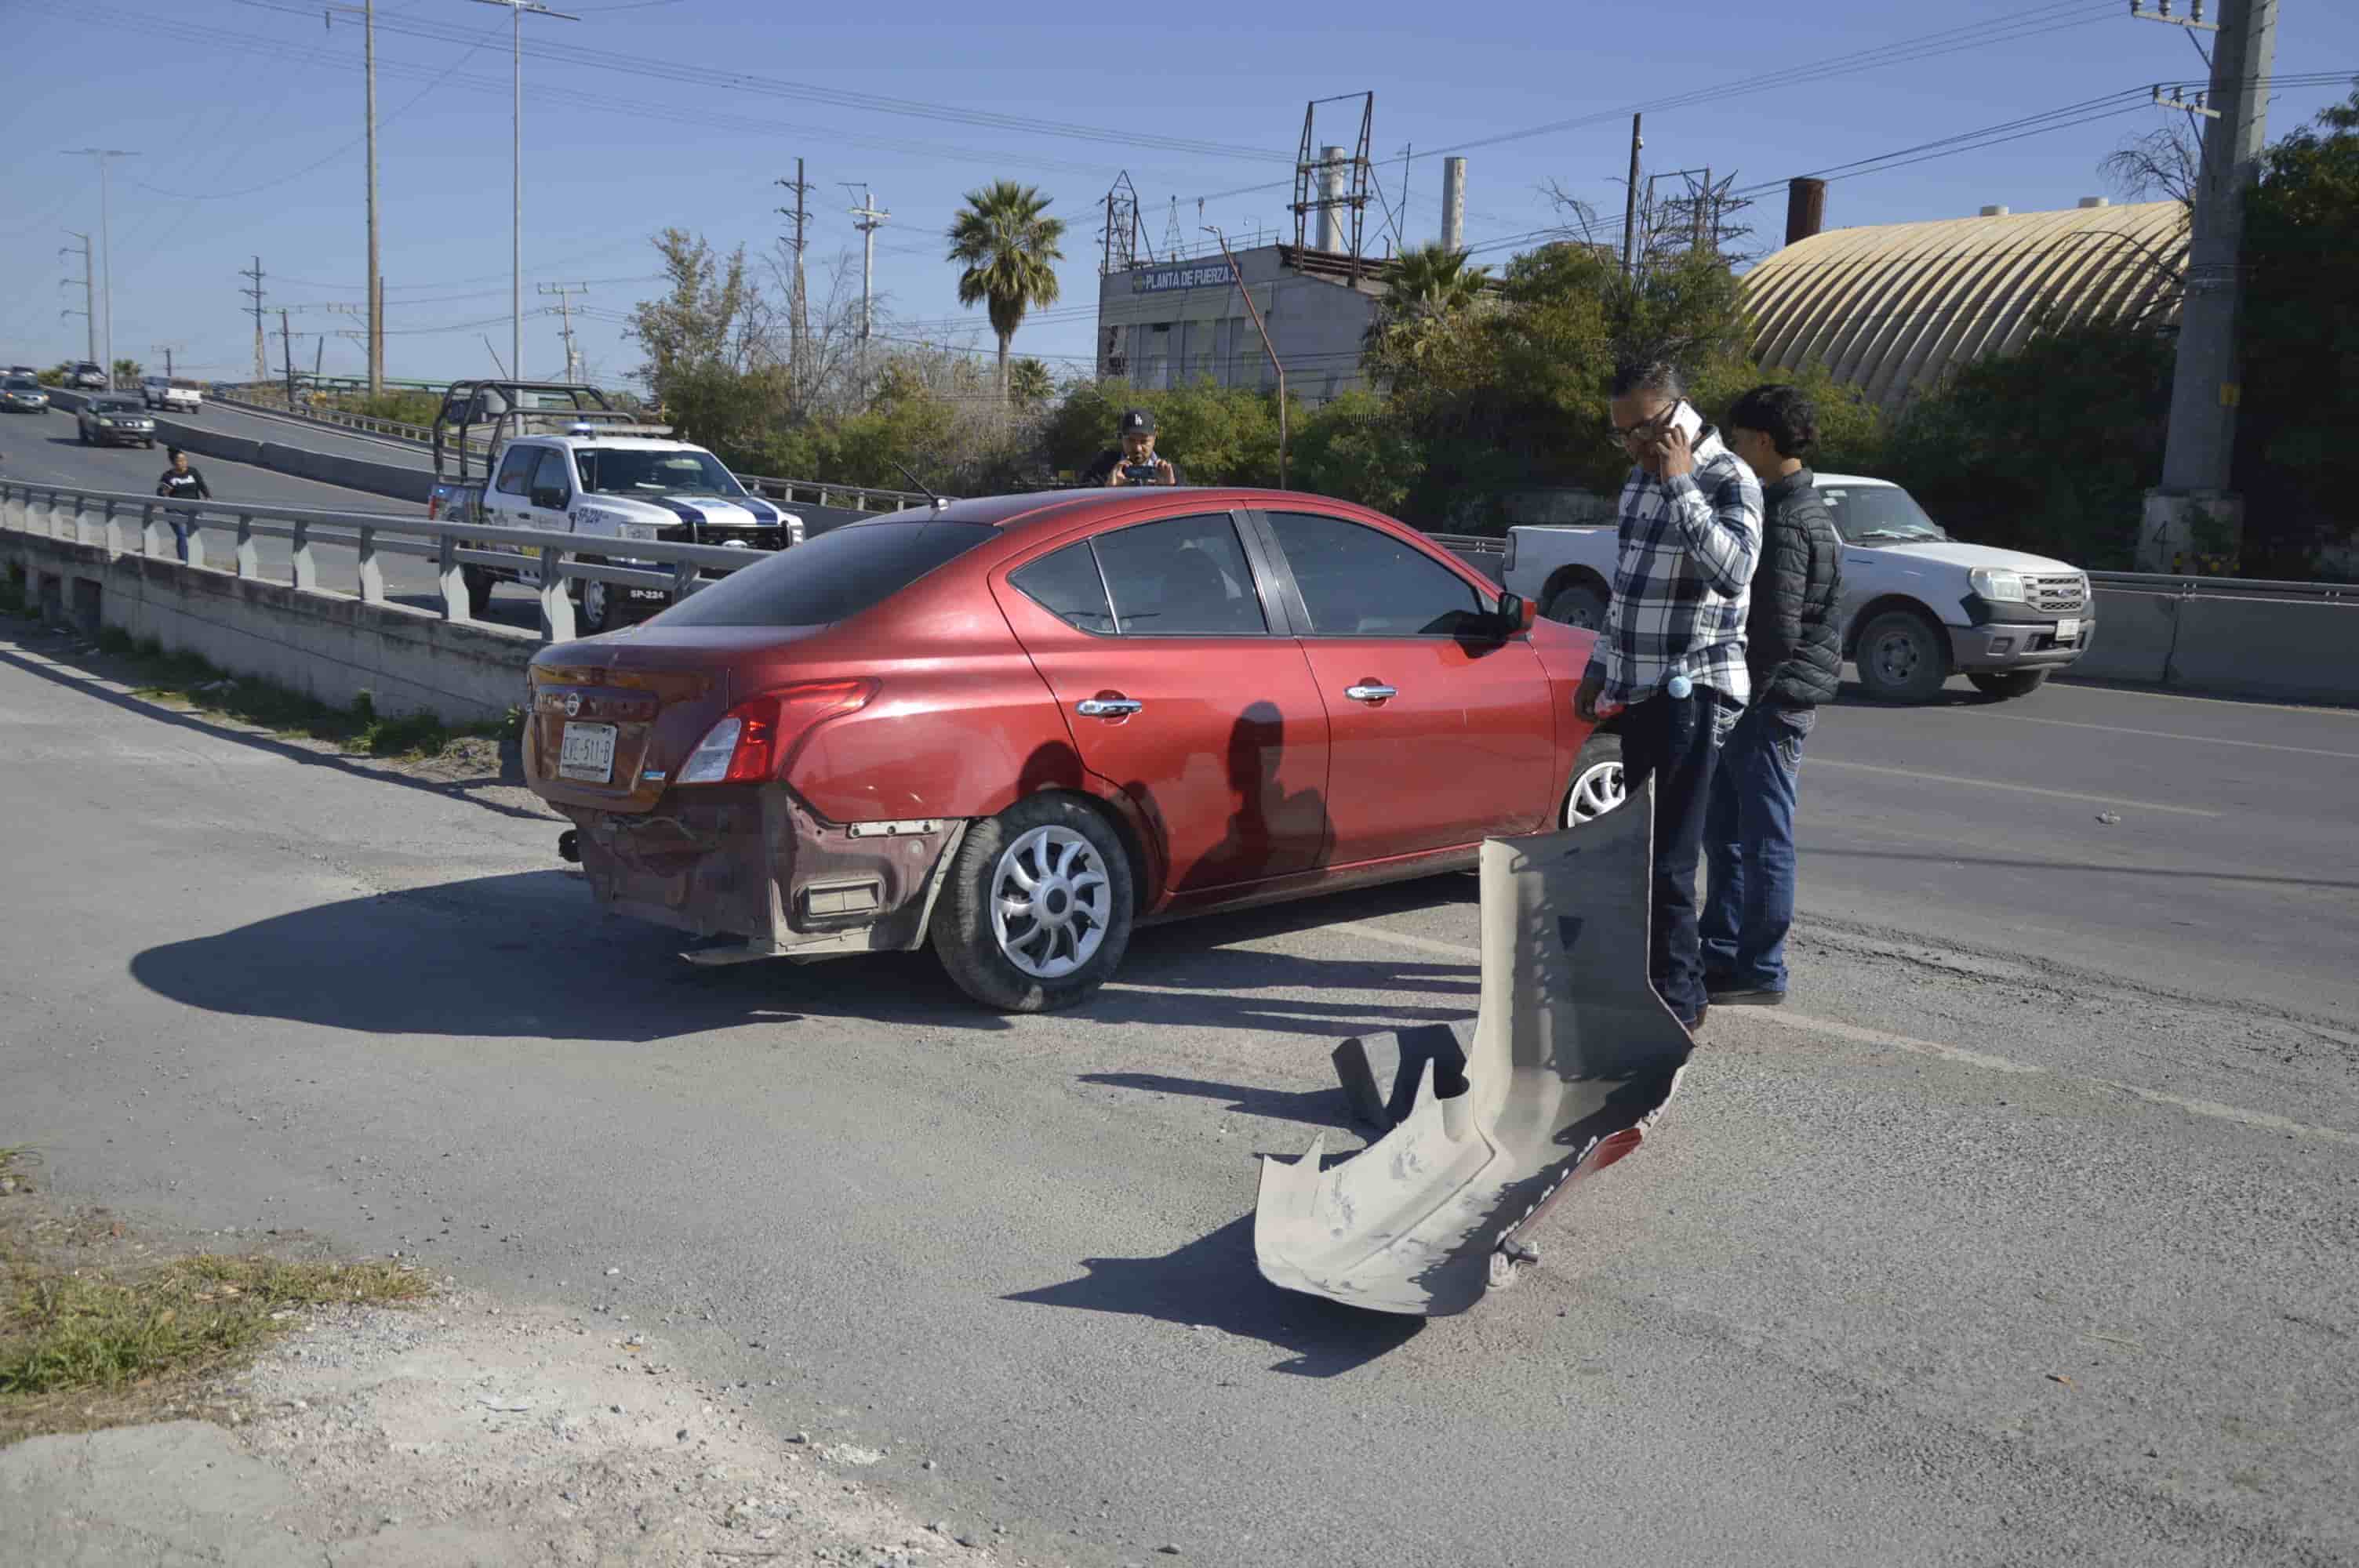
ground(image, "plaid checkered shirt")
xmin=1580 ymin=430 xmax=1765 ymax=710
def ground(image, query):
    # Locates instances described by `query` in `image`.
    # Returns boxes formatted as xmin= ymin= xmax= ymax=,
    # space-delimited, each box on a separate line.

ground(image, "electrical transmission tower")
xmin=240 ymin=257 xmax=268 ymax=382
xmin=775 ymin=160 xmax=813 ymax=390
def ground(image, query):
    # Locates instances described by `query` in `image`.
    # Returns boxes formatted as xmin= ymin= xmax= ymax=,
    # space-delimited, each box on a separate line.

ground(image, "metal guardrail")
xmin=2088 ymin=570 xmax=2354 ymax=602
xmin=0 ymin=478 xmax=767 ymax=645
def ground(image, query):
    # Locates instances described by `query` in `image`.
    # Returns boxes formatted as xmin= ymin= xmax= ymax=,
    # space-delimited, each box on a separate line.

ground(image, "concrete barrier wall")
xmin=2077 ymin=587 xmax=2179 ymax=685
xmin=11 ymin=531 xmax=533 ymax=723
xmin=42 ymin=387 xmax=430 ymax=503
xmin=2165 ymin=595 xmax=2359 ymax=706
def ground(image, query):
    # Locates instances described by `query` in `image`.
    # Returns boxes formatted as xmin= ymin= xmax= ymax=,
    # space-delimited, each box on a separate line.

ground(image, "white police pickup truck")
xmin=140 ymin=376 xmax=203 ymax=415
xmin=425 ymin=380 xmax=802 ymax=630
xmin=1502 ymin=471 xmax=2092 ymax=703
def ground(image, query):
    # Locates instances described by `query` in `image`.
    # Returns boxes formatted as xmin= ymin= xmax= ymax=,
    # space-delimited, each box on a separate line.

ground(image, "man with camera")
xmin=1082 ymin=408 xmax=1183 ymax=488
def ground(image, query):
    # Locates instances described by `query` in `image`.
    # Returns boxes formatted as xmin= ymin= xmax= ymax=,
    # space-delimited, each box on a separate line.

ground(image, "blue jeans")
xmin=1701 ymin=706 xmax=1808 ymax=993
xmin=168 ymin=519 xmax=191 ymax=563
xmin=1620 ymin=687 xmax=1737 ymax=1024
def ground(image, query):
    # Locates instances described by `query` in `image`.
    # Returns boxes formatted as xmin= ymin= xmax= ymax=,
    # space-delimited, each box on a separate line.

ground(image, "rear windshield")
xmin=654 ymin=518 xmax=997 ymax=628
xmin=2 ymin=378 xmax=38 ymax=390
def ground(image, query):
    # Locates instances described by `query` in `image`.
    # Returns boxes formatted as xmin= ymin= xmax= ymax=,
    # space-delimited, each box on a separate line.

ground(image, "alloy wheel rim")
xmin=582 ymin=578 xmax=607 ymax=630
xmin=990 ymin=825 xmax=1111 ymax=980
xmin=1566 ymin=760 xmax=1627 ymax=826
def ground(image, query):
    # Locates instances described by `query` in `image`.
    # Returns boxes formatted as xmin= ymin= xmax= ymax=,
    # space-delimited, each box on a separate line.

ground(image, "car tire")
xmin=930 ymin=793 xmax=1135 ymax=1013
xmin=1856 ymin=609 xmax=1950 ymax=703
xmin=1968 ymin=670 xmax=2048 ymax=701
xmin=1543 ymin=583 xmax=1608 ymax=632
xmin=144 ymin=438 xmax=155 ymax=449
xmin=460 ymin=565 xmax=496 ymax=620
xmin=574 ymin=563 xmax=612 ymax=634
xmin=1562 ymin=731 xmax=1627 ymax=827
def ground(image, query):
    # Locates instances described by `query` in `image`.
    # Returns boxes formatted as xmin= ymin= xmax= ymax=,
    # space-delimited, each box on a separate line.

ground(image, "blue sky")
xmin=3 ymin=0 xmax=2354 ymax=386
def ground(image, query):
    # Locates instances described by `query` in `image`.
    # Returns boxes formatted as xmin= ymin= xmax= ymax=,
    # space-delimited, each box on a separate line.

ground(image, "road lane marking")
xmin=2061 ymin=681 xmax=2359 ymax=719
xmin=1804 ymin=758 xmax=2223 ymax=817
xmin=1968 ymin=711 xmax=2359 ymax=760
xmin=1327 ymin=921 xmax=2359 ymax=1148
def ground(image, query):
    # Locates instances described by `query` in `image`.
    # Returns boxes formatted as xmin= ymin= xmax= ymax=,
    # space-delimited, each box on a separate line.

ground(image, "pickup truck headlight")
xmin=616 ymin=522 xmax=660 ymax=542
xmin=1969 ymin=567 xmax=2028 ymax=603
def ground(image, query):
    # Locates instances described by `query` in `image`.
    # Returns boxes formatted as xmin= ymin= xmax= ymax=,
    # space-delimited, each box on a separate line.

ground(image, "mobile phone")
xmin=1663 ymin=400 xmax=1703 ymax=444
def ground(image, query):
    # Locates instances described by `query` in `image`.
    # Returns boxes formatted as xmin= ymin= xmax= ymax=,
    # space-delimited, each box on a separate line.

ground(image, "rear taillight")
xmin=675 ymin=679 xmax=878 ymax=786
xmin=426 ymin=494 xmax=442 ymax=521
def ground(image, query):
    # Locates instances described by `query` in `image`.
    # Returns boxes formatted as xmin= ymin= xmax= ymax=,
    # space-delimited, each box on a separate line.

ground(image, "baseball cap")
xmin=1119 ymin=408 xmax=1156 ymax=436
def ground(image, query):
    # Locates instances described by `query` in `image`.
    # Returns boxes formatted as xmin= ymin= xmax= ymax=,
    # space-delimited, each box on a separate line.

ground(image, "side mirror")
xmin=1496 ymin=591 xmax=1536 ymax=634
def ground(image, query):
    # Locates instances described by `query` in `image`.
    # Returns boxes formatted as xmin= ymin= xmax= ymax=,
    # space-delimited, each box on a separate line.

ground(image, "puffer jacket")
xmin=1750 ymin=468 xmax=1844 ymax=710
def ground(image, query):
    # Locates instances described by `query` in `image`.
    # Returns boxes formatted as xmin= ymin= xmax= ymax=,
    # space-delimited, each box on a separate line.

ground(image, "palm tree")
xmin=1381 ymin=242 xmax=1489 ymax=320
xmin=1008 ymin=356 xmax=1056 ymax=411
xmin=946 ymin=181 xmax=1066 ymax=401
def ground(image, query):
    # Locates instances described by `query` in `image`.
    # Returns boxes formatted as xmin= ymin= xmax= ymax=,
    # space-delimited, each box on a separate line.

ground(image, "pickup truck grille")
xmin=2030 ymin=574 xmax=2085 ymax=612
xmin=652 ymin=524 xmax=788 ymax=552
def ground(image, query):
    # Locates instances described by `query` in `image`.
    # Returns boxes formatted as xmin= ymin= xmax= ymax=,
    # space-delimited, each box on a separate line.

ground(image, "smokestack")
xmin=2077 ymin=195 xmax=2111 ymax=209
xmin=1979 ymin=204 xmax=2011 ymax=217
xmin=1784 ymin=176 xmax=1826 ymax=245
xmin=1318 ymin=145 xmax=1347 ymax=252
xmin=1441 ymin=157 xmax=1467 ymax=252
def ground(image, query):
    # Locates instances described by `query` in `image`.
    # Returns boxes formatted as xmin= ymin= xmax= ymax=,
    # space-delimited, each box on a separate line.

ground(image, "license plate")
xmin=558 ymin=721 xmax=617 ymax=782
xmin=2055 ymin=618 xmax=2081 ymax=644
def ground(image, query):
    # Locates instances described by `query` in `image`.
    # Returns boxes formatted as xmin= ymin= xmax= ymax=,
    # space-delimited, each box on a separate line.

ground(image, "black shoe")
xmin=1677 ymin=1004 xmax=1710 ymax=1035
xmin=1707 ymin=985 xmax=1786 ymax=1007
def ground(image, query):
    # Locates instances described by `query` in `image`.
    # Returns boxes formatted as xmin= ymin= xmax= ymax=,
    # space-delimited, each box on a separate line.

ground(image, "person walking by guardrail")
xmin=155 ymin=447 xmax=210 ymax=563
xmin=1704 ymin=386 xmax=1843 ymax=1007
xmin=1572 ymin=361 xmax=1763 ymax=1034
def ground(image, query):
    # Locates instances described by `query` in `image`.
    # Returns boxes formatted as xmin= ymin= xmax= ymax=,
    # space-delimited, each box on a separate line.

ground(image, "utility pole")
xmin=775 ymin=160 xmax=812 ymax=393
xmin=279 ymin=307 xmax=296 ymax=403
xmin=538 ymin=281 xmax=588 ymax=380
xmin=1620 ymin=114 xmax=1643 ymax=279
xmin=844 ymin=183 xmax=889 ymax=401
xmin=1205 ymin=226 xmax=1286 ymax=488
xmin=62 ymin=232 xmax=96 ymax=366
xmin=2133 ymin=0 xmax=2277 ymax=572
xmin=326 ymin=1 xmax=383 ymax=393
xmin=240 ymin=256 xmax=267 ymax=381
xmin=468 ymin=0 xmax=581 ymax=387
xmin=64 ymin=149 xmax=136 ymax=387
xmin=151 ymin=343 xmax=185 ymax=380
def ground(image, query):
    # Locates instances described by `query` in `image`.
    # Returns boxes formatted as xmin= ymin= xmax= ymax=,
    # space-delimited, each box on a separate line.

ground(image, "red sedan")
xmin=523 ymin=488 xmax=1615 ymax=1011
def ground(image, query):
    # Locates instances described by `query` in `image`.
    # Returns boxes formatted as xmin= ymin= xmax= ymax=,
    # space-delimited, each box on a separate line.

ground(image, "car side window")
xmin=531 ymin=448 xmax=573 ymax=503
xmin=1265 ymin=511 xmax=1482 ymax=637
xmin=493 ymin=445 xmax=538 ymax=496
xmin=1091 ymin=514 xmax=1267 ymax=637
xmin=1010 ymin=542 xmax=1116 ymax=635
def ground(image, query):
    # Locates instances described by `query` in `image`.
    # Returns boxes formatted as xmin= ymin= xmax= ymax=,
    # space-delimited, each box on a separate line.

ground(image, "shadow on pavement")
xmin=1005 ymin=1214 xmax=1422 ymax=1377
xmin=1075 ymin=1071 xmax=1348 ymax=1128
xmin=129 ymin=866 xmax=1485 ymax=1043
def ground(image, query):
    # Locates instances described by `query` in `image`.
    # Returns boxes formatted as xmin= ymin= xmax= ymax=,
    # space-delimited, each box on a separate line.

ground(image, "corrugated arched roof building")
xmin=1743 ymin=200 xmax=2188 ymax=412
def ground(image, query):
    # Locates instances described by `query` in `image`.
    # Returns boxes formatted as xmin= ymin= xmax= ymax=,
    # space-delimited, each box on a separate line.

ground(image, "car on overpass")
xmin=140 ymin=375 xmax=203 ymax=416
xmin=522 ymin=489 xmax=1612 ymax=1011
xmin=428 ymin=379 xmax=802 ymax=633
xmin=68 ymin=362 xmax=108 ymax=390
xmin=1503 ymin=472 xmax=2092 ymax=703
xmin=2 ymin=376 xmax=47 ymax=413
xmin=75 ymin=396 xmax=158 ymax=448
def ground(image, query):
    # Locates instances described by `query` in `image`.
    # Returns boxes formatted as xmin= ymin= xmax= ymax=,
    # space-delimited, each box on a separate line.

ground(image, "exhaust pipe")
xmin=1252 ymin=785 xmax=1693 ymax=1316
xmin=557 ymin=828 xmax=580 ymax=863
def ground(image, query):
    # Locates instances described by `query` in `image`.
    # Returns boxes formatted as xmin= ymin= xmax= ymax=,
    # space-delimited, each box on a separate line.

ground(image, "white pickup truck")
xmin=426 ymin=379 xmax=803 ymax=631
xmin=140 ymin=376 xmax=203 ymax=415
xmin=1502 ymin=472 xmax=2093 ymax=702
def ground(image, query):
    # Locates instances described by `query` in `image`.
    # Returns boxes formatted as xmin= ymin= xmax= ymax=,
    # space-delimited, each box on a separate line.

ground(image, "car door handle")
xmin=1344 ymin=684 xmax=1398 ymax=703
xmin=1076 ymin=697 xmax=1143 ymax=718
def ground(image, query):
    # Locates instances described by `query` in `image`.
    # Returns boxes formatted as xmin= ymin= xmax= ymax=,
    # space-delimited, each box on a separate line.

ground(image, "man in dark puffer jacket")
xmin=1703 ymin=385 xmax=1843 ymax=1005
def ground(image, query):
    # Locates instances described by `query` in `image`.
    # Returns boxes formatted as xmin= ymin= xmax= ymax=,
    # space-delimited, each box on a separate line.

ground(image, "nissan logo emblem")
xmin=564 ymin=693 xmax=582 ymax=717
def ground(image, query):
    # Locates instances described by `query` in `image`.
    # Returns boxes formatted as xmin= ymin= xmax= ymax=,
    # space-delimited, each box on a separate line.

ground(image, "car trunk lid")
xmin=526 ymin=624 xmax=830 ymax=812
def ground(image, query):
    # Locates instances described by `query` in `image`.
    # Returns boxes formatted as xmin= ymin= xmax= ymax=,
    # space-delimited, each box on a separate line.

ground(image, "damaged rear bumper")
xmin=557 ymin=787 xmax=965 ymax=963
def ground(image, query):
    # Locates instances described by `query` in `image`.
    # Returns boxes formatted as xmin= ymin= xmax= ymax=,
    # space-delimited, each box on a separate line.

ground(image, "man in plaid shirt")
xmin=1575 ymin=361 xmax=1764 ymax=1032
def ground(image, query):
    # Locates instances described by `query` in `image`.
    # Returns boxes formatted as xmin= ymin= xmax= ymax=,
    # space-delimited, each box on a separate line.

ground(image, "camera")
xmin=1121 ymin=460 xmax=1161 ymax=483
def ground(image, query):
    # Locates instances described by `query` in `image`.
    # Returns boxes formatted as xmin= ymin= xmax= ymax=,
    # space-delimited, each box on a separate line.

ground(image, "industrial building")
xmin=1745 ymin=180 xmax=2190 ymax=412
xmin=1092 ymin=151 xmax=1471 ymax=405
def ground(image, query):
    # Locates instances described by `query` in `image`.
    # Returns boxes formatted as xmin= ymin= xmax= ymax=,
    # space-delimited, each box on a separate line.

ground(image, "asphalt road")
xmin=3 ymin=614 xmax=2354 ymax=1566
xmin=1 ymin=404 xmax=544 ymax=631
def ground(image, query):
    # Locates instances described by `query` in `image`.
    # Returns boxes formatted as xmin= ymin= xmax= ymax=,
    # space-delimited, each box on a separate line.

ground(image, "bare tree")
xmin=2102 ymin=122 xmax=2202 ymax=212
